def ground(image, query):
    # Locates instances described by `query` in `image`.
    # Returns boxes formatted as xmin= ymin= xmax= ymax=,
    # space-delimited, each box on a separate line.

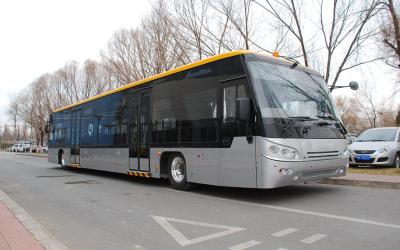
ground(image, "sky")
xmin=0 ymin=0 xmax=152 ymax=124
xmin=0 ymin=0 xmax=398 ymax=125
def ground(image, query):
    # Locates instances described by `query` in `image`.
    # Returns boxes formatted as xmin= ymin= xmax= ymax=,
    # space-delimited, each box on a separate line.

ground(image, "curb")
xmin=16 ymin=153 xmax=48 ymax=158
xmin=0 ymin=190 xmax=68 ymax=250
xmin=319 ymin=178 xmax=400 ymax=190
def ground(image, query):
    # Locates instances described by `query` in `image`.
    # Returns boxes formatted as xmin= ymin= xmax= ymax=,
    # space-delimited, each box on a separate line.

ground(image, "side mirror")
xmin=349 ymin=81 xmax=359 ymax=90
xmin=237 ymin=98 xmax=250 ymax=120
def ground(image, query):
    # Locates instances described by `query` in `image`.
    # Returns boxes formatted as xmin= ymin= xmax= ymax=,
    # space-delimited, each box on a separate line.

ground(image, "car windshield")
xmin=246 ymin=56 xmax=340 ymax=121
xmin=357 ymin=129 xmax=397 ymax=142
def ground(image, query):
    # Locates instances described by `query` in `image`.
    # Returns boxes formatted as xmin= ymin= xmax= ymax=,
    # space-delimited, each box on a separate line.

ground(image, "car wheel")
xmin=394 ymin=153 xmax=400 ymax=168
xmin=167 ymin=154 xmax=194 ymax=191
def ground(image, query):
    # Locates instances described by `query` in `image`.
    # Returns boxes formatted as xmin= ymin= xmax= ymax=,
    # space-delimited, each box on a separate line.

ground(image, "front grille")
xmin=355 ymin=158 xmax=375 ymax=163
xmin=307 ymin=151 xmax=340 ymax=159
xmin=354 ymin=150 xmax=375 ymax=154
xmin=302 ymin=169 xmax=338 ymax=179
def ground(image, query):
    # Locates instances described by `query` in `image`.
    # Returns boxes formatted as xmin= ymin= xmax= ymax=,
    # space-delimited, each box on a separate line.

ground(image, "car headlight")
xmin=379 ymin=145 xmax=392 ymax=153
xmin=343 ymin=148 xmax=350 ymax=157
xmin=267 ymin=143 xmax=301 ymax=161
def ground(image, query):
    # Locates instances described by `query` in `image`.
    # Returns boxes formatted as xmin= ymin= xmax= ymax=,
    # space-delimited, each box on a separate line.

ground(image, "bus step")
xmin=68 ymin=163 xmax=80 ymax=168
xmin=127 ymin=170 xmax=151 ymax=178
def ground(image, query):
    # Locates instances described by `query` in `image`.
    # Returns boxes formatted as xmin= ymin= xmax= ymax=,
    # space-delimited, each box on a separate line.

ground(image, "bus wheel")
xmin=58 ymin=150 xmax=66 ymax=168
xmin=168 ymin=154 xmax=193 ymax=190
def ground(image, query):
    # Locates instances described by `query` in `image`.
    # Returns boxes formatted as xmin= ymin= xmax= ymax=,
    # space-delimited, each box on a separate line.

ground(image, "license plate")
xmin=356 ymin=155 xmax=371 ymax=161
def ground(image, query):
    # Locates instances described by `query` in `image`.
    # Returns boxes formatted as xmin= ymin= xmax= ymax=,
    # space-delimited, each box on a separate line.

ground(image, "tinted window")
xmin=95 ymin=93 xmax=128 ymax=146
xmin=222 ymin=80 xmax=250 ymax=139
xmin=52 ymin=110 xmax=71 ymax=145
xmin=218 ymin=56 xmax=245 ymax=78
xmin=78 ymin=106 xmax=93 ymax=146
xmin=180 ymin=63 xmax=219 ymax=143
xmin=152 ymin=75 xmax=181 ymax=144
xmin=152 ymin=56 xmax=247 ymax=146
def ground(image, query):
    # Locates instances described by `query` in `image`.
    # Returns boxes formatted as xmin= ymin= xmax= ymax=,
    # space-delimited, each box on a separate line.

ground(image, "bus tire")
xmin=58 ymin=150 xmax=66 ymax=168
xmin=167 ymin=154 xmax=193 ymax=191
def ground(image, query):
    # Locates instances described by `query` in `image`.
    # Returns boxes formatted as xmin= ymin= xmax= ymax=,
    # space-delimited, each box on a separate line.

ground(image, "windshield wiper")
xmin=316 ymin=114 xmax=348 ymax=135
xmin=316 ymin=114 xmax=337 ymax=121
xmin=287 ymin=116 xmax=318 ymax=121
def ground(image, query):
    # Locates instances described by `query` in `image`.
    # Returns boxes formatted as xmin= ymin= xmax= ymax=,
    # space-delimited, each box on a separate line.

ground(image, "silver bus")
xmin=48 ymin=50 xmax=348 ymax=190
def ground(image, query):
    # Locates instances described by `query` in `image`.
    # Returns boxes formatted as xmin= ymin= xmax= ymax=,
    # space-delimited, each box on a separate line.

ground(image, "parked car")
xmin=348 ymin=127 xmax=400 ymax=168
xmin=9 ymin=144 xmax=19 ymax=152
xmin=22 ymin=143 xmax=30 ymax=152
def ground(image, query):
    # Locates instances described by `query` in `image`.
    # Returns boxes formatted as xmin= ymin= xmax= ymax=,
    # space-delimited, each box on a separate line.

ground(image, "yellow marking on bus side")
xmin=127 ymin=171 xmax=151 ymax=178
xmin=68 ymin=163 xmax=80 ymax=168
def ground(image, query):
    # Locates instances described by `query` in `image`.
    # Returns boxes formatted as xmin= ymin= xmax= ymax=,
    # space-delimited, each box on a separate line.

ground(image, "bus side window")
xmin=223 ymin=86 xmax=237 ymax=123
xmin=223 ymin=83 xmax=250 ymax=138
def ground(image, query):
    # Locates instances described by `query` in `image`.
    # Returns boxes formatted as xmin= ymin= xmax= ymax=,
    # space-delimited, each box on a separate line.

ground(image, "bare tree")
xmin=353 ymin=81 xmax=383 ymax=128
xmin=380 ymin=0 xmax=400 ymax=69
xmin=102 ymin=2 xmax=192 ymax=85
xmin=212 ymin=0 xmax=254 ymax=50
xmin=254 ymin=0 xmax=310 ymax=66
xmin=335 ymin=96 xmax=367 ymax=133
xmin=7 ymin=94 xmax=20 ymax=141
xmin=254 ymin=0 xmax=384 ymax=91
xmin=322 ymin=0 xmax=384 ymax=91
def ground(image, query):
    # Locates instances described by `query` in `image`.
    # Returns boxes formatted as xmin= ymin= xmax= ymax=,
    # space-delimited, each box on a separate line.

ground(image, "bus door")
xmin=220 ymin=80 xmax=257 ymax=188
xmin=129 ymin=89 xmax=151 ymax=172
xmin=70 ymin=109 xmax=81 ymax=164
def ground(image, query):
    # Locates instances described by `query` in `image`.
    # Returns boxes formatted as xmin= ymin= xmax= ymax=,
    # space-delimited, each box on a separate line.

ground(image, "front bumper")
xmin=349 ymin=151 xmax=393 ymax=167
xmin=260 ymin=156 xmax=347 ymax=188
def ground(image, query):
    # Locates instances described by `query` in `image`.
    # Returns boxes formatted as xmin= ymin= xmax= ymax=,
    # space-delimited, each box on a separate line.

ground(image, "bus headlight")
xmin=267 ymin=143 xmax=301 ymax=160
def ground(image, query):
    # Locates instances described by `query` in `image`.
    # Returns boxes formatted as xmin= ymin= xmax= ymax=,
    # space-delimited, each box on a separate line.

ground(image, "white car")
xmin=348 ymin=127 xmax=400 ymax=168
xmin=10 ymin=144 xmax=19 ymax=152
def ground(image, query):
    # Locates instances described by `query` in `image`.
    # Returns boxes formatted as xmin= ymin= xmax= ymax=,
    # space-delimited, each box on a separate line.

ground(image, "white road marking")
xmin=276 ymin=248 xmax=289 ymax=250
xmin=164 ymin=189 xmax=400 ymax=230
xmin=301 ymin=234 xmax=327 ymax=244
xmin=151 ymin=215 xmax=245 ymax=246
xmin=228 ymin=240 xmax=261 ymax=250
xmin=271 ymin=228 xmax=298 ymax=237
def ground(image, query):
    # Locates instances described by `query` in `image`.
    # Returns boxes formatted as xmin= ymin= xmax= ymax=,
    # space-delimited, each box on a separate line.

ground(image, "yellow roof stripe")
xmin=53 ymin=50 xmax=252 ymax=113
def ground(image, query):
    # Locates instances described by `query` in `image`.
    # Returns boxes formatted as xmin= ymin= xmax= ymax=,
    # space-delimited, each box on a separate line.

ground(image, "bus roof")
xmin=52 ymin=50 xmax=310 ymax=113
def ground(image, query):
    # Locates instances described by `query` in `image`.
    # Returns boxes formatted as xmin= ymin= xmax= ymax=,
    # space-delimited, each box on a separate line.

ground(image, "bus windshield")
xmin=246 ymin=58 xmax=340 ymax=121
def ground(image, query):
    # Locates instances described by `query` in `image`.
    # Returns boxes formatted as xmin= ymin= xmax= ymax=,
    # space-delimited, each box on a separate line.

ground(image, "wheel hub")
xmin=171 ymin=157 xmax=185 ymax=183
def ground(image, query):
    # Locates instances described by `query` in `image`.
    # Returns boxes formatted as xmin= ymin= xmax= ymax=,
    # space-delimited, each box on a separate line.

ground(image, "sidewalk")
xmin=320 ymin=173 xmax=400 ymax=189
xmin=0 ymin=191 xmax=67 ymax=250
xmin=0 ymin=202 xmax=43 ymax=250
xmin=16 ymin=153 xmax=48 ymax=158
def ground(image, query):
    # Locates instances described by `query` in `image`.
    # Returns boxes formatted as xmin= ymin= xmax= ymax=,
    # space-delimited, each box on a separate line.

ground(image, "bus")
xmin=48 ymin=50 xmax=348 ymax=190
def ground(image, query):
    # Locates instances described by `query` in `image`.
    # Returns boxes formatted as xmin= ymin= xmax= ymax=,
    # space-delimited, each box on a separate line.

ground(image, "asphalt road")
xmin=0 ymin=152 xmax=399 ymax=250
